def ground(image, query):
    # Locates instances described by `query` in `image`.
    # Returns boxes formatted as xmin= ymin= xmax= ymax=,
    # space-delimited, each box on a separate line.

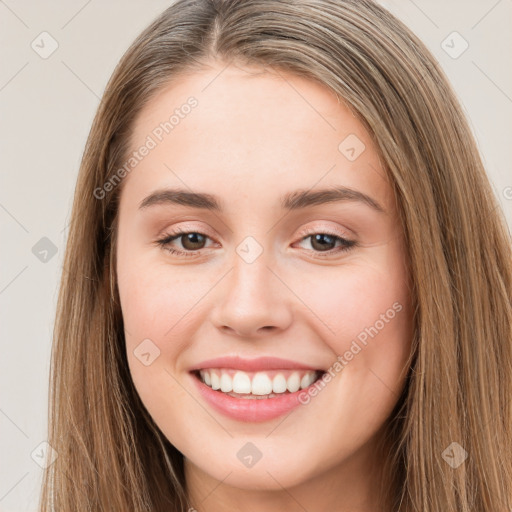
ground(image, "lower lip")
xmin=191 ymin=373 xmax=318 ymax=423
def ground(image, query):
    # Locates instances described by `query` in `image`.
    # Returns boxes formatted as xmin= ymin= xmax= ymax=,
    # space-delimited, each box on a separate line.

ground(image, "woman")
xmin=40 ymin=0 xmax=512 ymax=510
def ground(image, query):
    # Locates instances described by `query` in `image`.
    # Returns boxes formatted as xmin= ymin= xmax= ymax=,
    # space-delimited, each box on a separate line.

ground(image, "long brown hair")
xmin=40 ymin=0 xmax=512 ymax=510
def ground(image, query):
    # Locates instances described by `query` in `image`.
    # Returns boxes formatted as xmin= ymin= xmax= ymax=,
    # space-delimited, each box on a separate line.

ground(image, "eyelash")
xmin=155 ymin=227 xmax=357 ymax=259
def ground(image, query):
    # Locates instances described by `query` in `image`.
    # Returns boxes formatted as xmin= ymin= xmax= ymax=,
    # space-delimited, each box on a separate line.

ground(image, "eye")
xmin=155 ymin=228 xmax=214 ymax=257
xmin=294 ymin=229 xmax=357 ymax=257
xmin=155 ymin=227 xmax=357 ymax=258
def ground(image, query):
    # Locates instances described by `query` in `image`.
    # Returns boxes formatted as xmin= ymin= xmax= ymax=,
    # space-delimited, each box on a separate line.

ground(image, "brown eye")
xmin=156 ymin=230 xmax=214 ymax=257
xmin=178 ymin=232 xmax=207 ymax=251
xmin=295 ymin=230 xmax=357 ymax=257
xmin=309 ymin=233 xmax=338 ymax=252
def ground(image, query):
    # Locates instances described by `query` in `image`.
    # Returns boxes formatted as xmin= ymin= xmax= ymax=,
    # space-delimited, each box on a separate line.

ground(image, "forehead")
xmin=121 ymin=62 xmax=392 ymax=215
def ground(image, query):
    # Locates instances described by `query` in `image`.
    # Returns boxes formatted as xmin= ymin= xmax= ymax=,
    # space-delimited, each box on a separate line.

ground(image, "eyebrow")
xmin=138 ymin=186 xmax=386 ymax=214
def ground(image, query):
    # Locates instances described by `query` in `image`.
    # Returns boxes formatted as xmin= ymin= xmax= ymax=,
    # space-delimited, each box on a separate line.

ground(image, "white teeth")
xmin=232 ymin=371 xmax=251 ymax=393
xmin=252 ymin=373 xmax=273 ymax=395
xmin=300 ymin=372 xmax=316 ymax=389
xmin=202 ymin=370 xmax=211 ymax=386
xmin=272 ymin=374 xmax=287 ymax=393
xmin=287 ymin=372 xmax=301 ymax=393
xmin=220 ymin=373 xmax=233 ymax=392
xmin=197 ymin=368 xmax=321 ymax=396
xmin=210 ymin=372 xmax=220 ymax=390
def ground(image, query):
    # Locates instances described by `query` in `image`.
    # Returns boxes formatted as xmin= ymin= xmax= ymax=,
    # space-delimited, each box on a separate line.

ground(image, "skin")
xmin=116 ymin=60 xmax=414 ymax=512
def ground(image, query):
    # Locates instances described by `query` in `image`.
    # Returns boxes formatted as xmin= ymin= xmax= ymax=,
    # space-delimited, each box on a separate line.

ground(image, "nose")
xmin=210 ymin=252 xmax=293 ymax=339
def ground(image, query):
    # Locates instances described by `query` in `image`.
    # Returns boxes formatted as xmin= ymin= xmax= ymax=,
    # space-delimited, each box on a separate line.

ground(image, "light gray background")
xmin=1 ymin=1 xmax=511 ymax=510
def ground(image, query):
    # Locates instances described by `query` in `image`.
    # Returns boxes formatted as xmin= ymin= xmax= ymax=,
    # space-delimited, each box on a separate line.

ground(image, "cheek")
xmin=117 ymin=248 xmax=203 ymax=342
xmin=286 ymin=264 xmax=412 ymax=470
xmin=117 ymin=251 xmax=191 ymax=392
xmin=289 ymin=253 xmax=413 ymax=413
xmin=289 ymin=260 xmax=411 ymax=352
xmin=118 ymin=261 xmax=203 ymax=439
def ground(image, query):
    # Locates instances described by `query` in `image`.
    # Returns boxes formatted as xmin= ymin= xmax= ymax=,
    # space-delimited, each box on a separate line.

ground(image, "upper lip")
xmin=190 ymin=356 xmax=321 ymax=372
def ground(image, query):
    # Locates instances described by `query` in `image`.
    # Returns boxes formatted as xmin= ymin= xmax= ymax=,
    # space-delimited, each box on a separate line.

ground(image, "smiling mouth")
xmin=191 ymin=368 xmax=326 ymax=399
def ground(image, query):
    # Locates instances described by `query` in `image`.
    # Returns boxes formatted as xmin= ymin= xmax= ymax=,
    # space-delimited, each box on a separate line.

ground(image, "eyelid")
xmin=295 ymin=222 xmax=354 ymax=240
xmin=156 ymin=221 xmax=216 ymax=240
xmin=158 ymin=221 xmax=354 ymax=243
xmin=156 ymin=221 xmax=359 ymax=260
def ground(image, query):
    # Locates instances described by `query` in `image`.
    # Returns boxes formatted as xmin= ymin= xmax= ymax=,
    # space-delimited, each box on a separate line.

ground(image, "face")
xmin=116 ymin=60 xmax=413 ymax=494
